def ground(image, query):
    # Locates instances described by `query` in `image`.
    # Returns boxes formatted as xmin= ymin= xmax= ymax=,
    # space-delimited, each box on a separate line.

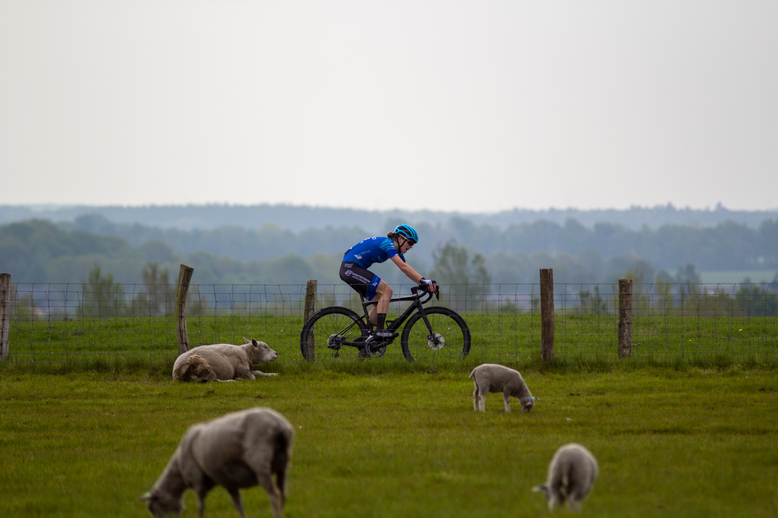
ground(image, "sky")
xmin=1 ymin=0 xmax=777 ymax=213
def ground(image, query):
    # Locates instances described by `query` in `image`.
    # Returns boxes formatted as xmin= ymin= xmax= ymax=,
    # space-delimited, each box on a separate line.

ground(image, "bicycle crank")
xmin=364 ymin=336 xmax=387 ymax=358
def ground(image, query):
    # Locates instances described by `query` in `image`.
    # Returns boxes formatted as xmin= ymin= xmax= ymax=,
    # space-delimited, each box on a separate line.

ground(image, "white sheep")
xmin=172 ymin=337 xmax=278 ymax=382
xmin=140 ymin=407 xmax=294 ymax=518
xmin=532 ymin=443 xmax=599 ymax=512
xmin=469 ymin=363 xmax=539 ymax=413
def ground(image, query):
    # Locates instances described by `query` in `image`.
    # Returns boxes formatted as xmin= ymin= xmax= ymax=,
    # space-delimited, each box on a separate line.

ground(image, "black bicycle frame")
xmin=340 ymin=287 xmax=436 ymax=349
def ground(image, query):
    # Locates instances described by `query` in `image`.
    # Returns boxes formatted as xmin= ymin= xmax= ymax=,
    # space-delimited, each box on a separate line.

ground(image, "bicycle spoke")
xmin=401 ymin=307 xmax=471 ymax=363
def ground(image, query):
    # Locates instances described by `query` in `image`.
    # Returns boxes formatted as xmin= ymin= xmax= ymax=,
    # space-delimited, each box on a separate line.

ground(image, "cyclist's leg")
xmin=340 ymin=262 xmax=380 ymax=324
xmin=372 ymin=280 xmax=393 ymax=327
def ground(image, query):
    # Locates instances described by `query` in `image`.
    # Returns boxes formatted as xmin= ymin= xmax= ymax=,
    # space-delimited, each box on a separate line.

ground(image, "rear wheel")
xmin=300 ymin=306 xmax=368 ymax=362
xmin=401 ymin=307 xmax=471 ymax=363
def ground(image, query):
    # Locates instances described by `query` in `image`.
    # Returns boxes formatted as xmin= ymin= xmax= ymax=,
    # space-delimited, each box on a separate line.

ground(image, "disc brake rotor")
xmin=427 ymin=333 xmax=444 ymax=350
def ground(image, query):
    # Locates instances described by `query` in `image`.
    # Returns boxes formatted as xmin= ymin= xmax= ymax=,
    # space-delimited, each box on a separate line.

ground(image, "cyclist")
xmin=340 ymin=224 xmax=435 ymax=339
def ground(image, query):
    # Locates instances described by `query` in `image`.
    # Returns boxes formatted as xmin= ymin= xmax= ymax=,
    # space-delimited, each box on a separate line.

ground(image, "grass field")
xmin=1 ymin=364 xmax=777 ymax=517
xmin=6 ymin=312 xmax=778 ymax=367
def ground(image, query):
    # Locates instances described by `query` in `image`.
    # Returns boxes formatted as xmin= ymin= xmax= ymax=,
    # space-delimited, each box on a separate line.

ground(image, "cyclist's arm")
xmin=390 ymin=255 xmax=425 ymax=284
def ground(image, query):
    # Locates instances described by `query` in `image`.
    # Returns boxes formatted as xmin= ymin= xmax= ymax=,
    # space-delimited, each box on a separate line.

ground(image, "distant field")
xmin=700 ymin=270 xmax=777 ymax=284
xmin=1 ymin=367 xmax=776 ymax=518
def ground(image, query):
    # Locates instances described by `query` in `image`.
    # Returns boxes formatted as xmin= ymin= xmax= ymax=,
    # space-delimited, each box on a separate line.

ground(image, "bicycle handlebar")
xmin=411 ymin=280 xmax=440 ymax=301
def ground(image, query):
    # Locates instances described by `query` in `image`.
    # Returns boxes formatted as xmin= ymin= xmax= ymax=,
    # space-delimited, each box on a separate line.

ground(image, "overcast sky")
xmin=1 ymin=0 xmax=776 ymax=213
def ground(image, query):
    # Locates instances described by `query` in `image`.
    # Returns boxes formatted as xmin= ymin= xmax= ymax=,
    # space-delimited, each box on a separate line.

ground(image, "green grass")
xmin=1 ymin=366 xmax=777 ymax=517
xmin=6 ymin=312 xmax=778 ymax=368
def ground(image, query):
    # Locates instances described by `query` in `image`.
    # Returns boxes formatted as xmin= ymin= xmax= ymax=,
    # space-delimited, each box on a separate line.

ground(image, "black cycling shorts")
xmin=340 ymin=262 xmax=381 ymax=301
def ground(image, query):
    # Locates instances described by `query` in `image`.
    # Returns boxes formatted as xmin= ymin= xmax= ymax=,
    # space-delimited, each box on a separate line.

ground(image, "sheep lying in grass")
xmin=469 ymin=363 xmax=539 ymax=413
xmin=532 ymin=443 xmax=599 ymax=512
xmin=172 ymin=337 xmax=278 ymax=382
xmin=140 ymin=407 xmax=294 ymax=518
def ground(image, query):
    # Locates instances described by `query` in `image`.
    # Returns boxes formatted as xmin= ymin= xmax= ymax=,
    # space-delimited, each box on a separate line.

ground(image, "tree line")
xmin=60 ymin=212 xmax=778 ymax=272
xmin=2 ymin=217 xmax=778 ymax=288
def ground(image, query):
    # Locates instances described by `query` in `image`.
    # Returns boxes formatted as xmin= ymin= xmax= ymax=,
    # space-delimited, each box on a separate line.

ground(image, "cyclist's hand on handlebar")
xmin=419 ymin=278 xmax=439 ymax=298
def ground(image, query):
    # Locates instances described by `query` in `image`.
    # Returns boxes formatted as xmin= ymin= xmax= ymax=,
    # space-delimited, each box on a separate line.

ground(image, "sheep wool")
xmin=140 ymin=407 xmax=294 ymax=518
xmin=532 ymin=443 xmax=599 ymax=512
xmin=172 ymin=337 xmax=278 ymax=382
xmin=469 ymin=363 xmax=538 ymax=413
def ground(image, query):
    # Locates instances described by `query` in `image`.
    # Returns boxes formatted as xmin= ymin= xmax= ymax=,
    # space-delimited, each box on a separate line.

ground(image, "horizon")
xmin=3 ymin=201 xmax=778 ymax=215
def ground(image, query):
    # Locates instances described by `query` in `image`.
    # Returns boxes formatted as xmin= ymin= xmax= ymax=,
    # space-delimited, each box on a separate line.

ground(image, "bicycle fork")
xmin=417 ymin=311 xmax=443 ymax=347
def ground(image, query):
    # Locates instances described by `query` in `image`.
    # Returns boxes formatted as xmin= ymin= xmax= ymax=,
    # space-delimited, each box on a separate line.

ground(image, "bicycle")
xmin=300 ymin=282 xmax=471 ymax=362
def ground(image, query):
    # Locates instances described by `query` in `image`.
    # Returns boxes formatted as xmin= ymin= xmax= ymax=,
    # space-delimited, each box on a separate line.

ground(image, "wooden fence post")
xmin=175 ymin=265 xmax=194 ymax=355
xmin=303 ymin=280 xmax=317 ymax=361
xmin=618 ymin=279 xmax=633 ymax=358
xmin=540 ymin=268 xmax=554 ymax=362
xmin=0 ymin=273 xmax=10 ymax=362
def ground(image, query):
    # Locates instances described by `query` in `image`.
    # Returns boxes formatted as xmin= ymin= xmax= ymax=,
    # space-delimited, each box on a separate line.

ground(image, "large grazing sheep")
xmin=140 ymin=407 xmax=294 ymax=518
xmin=469 ymin=363 xmax=539 ymax=413
xmin=172 ymin=337 xmax=278 ymax=382
xmin=532 ymin=443 xmax=599 ymax=512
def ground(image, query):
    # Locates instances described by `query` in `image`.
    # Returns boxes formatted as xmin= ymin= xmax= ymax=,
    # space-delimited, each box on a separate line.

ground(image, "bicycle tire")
xmin=300 ymin=306 xmax=368 ymax=362
xmin=400 ymin=306 xmax=471 ymax=363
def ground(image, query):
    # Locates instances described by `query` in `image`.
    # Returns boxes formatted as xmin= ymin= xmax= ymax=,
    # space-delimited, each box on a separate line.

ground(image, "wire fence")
xmin=2 ymin=281 xmax=778 ymax=366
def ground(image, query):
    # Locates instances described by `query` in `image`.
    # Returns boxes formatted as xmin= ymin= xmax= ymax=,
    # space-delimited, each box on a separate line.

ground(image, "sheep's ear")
xmin=243 ymin=337 xmax=251 ymax=344
xmin=531 ymin=484 xmax=546 ymax=493
xmin=251 ymin=338 xmax=259 ymax=346
xmin=138 ymin=491 xmax=153 ymax=501
xmin=533 ymin=397 xmax=540 ymax=402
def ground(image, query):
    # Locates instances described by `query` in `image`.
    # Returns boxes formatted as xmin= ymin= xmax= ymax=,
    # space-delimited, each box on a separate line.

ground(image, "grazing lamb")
xmin=469 ymin=363 xmax=539 ymax=413
xmin=140 ymin=407 xmax=294 ymax=518
xmin=172 ymin=337 xmax=278 ymax=382
xmin=532 ymin=443 xmax=599 ymax=512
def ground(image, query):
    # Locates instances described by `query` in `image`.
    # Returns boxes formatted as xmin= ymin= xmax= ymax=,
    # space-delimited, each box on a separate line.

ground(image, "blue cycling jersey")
xmin=343 ymin=237 xmax=406 ymax=268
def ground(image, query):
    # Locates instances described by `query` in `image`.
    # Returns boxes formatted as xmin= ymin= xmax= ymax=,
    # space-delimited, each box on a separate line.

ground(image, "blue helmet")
xmin=394 ymin=224 xmax=419 ymax=245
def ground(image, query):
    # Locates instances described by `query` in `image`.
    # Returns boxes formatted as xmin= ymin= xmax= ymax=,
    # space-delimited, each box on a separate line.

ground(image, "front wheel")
xmin=300 ymin=306 xmax=368 ymax=362
xmin=401 ymin=307 xmax=471 ymax=363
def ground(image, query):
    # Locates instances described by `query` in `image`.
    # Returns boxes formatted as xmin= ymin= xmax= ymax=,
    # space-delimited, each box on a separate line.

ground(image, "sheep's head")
xmin=531 ymin=484 xmax=560 ymax=510
xmin=139 ymin=491 xmax=182 ymax=518
xmin=521 ymin=396 xmax=539 ymax=413
xmin=244 ymin=337 xmax=279 ymax=364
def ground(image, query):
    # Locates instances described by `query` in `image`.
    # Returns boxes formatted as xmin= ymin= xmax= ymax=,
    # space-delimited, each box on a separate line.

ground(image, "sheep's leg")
xmin=255 ymin=472 xmax=284 ymax=518
xmin=251 ymin=370 xmax=279 ymax=377
xmin=227 ymin=488 xmax=246 ymax=518
xmin=474 ymin=381 xmax=488 ymax=411
xmin=275 ymin=466 xmax=287 ymax=507
xmin=191 ymin=478 xmax=215 ymax=518
xmin=502 ymin=392 xmax=511 ymax=412
xmin=244 ymin=449 xmax=285 ymax=518
xmin=195 ymin=490 xmax=208 ymax=518
xmin=234 ymin=366 xmax=257 ymax=380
